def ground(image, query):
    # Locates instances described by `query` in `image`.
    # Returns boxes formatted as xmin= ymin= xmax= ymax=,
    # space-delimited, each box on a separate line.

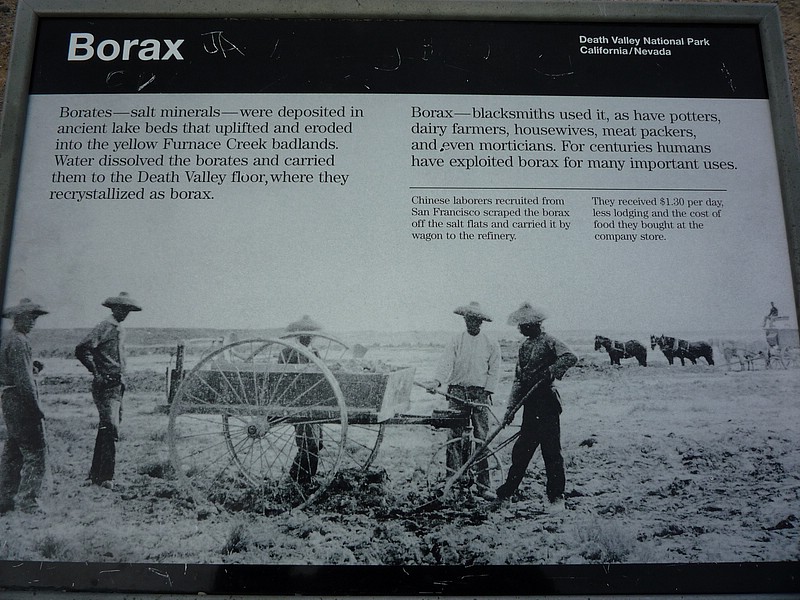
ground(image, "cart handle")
xmin=412 ymin=381 xmax=489 ymax=408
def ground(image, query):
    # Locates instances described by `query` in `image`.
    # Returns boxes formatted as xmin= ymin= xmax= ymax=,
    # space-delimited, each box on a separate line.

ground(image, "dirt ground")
xmin=0 ymin=335 xmax=797 ymax=566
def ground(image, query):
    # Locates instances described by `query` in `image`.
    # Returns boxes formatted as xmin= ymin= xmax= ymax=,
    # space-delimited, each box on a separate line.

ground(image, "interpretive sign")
xmin=0 ymin=0 xmax=798 ymax=596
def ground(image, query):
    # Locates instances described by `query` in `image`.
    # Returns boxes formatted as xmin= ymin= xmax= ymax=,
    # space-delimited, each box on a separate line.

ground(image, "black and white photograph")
xmin=0 ymin=1 xmax=799 ymax=595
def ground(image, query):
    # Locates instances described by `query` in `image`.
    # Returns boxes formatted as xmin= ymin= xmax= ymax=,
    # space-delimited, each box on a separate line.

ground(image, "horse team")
xmin=594 ymin=334 xmax=715 ymax=367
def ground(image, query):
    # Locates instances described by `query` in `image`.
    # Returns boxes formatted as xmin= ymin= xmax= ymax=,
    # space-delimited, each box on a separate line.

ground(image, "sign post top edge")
xmin=13 ymin=0 xmax=781 ymax=22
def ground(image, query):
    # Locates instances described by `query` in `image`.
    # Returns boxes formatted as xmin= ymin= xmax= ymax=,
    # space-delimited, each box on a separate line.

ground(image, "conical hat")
xmin=285 ymin=315 xmax=322 ymax=332
xmin=2 ymin=298 xmax=49 ymax=318
xmin=507 ymin=302 xmax=547 ymax=325
xmin=453 ymin=301 xmax=492 ymax=322
xmin=102 ymin=292 xmax=142 ymax=311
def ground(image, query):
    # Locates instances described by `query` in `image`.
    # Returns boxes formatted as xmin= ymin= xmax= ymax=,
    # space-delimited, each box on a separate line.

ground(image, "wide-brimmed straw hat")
xmin=2 ymin=298 xmax=49 ymax=318
xmin=102 ymin=292 xmax=142 ymax=311
xmin=285 ymin=315 xmax=322 ymax=332
xmin=453 ymin=301 xmax=492 ymax=322
xmin=507 ymin=302 xmax=547 ymax=325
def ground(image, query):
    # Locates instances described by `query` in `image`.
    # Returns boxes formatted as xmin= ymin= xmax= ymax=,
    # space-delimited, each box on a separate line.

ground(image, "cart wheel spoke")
xmin=280 ymin=332 xmax=350 ymax=363
xmin=169 ymin=338 xmax=347 ymax=514
xmin=426 ymin=434 xmax=504 ymax=497
xmin=782 ymin=346 xmax=800 ymax=368
xmin=340 ymin=423 xmax=385 ymax=470
xmin=310 ymin=422 xmax=385 ymax=476
xmin=280 ymin=332 xmax=384 ymax=472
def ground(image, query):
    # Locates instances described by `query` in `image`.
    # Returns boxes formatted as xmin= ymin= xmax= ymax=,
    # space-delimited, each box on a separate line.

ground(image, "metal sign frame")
xmin=0 ymin=1 xmax=798 ymax=597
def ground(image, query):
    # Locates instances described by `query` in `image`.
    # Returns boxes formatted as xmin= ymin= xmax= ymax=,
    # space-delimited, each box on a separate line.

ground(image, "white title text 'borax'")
xmin=67 ymin=33 xmax=185 ymax=61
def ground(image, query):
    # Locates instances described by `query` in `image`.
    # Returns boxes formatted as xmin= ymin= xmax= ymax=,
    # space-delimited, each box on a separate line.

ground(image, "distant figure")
xmin=496 ymin=302 xmax=577 ymax=509
xmin=222 ymin=331 xmax=240 ymax=362
xmin=0 ymin=298 xmax=49 ymax=515
xmin=425 ymin=301 xmax=501 ymax=501
xmin=280 ymin=315 xmax=323 ymax=485
xmin=763 ymin=302 xmax=779 ymax=328
xmin=75 ymin=292 xmax=142 ymax=490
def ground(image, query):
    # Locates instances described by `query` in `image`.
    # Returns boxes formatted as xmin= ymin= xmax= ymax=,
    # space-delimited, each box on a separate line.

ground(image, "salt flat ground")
xmin=0 ymin=333 xmax=798 ymax=565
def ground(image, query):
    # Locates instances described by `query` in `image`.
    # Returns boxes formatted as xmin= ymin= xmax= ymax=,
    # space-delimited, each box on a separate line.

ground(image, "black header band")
xmin=31 ymin=18 xmax=768 ymax=98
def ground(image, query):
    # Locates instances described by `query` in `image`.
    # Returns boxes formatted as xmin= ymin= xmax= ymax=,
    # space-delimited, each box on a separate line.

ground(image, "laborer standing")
xmin=426 ymin=301 xmax=501 ymax=500
xmin=0 ymin=298 xmax=49 ymax=514
xmin=75 ymin=292 xmax=141 ymax=489
xmin=279 ymin=315 xmax=324 ymax=485
xmin=496 ymin=302 xmax=577 ymax=508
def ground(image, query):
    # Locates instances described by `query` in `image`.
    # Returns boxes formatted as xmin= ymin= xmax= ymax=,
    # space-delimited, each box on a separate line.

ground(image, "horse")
xmin=594 ymin=335 xmax=647 ymax=366
xmin=716 ymin=339 xmax=767 ymax=371
xmin=650 ymin=334 xmax=714 ymax=366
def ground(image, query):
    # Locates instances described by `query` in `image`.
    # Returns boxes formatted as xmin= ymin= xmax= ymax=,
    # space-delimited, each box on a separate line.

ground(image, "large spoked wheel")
xmin=426 ymin=434 xmax=504 ymax=498
xmin=781 ymin=346 xmax=800 ymax=368
xmin=280 ymin=331 xmax=385 ymax=472
xmin=168 ymin=338 xmax=347 ymax=514
xmin=767 ymin=345 xmax=790 ymax=369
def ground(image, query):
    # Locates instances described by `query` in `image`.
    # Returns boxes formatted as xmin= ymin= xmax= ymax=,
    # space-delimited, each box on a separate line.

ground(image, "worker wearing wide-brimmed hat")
xmin=426 ymin=301 xmax=501 ymax=500
xmin=0 ymin=298 xmax=49 ymax=514
xmin=75 ymin=292 xmax=141 ymax=489
xmin=281 ymin=314 xmax=323 ymax=360
xmin=279 ymin=315 xmax=324 ymax=485
xmin=495 ymin=302 xmax=577 ymax=508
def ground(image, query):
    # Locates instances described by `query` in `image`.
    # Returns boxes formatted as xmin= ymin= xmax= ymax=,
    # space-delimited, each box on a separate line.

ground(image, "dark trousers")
xmin=0 ymin=392 xmax=46 ymax=508
xmin=290 ymin=424 xmax=322 ymax=484
xmin=89 ymin=382 xmax=123 ymax=484
xmin=501 ymin=407 xmax=564 ymax=502
xmin=446 ymin=385 xmax=491 ymax=488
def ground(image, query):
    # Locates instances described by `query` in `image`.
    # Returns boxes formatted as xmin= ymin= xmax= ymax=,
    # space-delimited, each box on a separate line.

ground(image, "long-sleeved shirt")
xmin=506 ymin=332 xmax=577 ymax=417
xmin=435 ymin=330 xmax=501 ymax=392
xmin=75 ymin=317 xmax=126 ymax=377
xmin=0 ymin=328 xmax=42 ymax=419
xmin=511 ymin=332 xmax=577 ymax=400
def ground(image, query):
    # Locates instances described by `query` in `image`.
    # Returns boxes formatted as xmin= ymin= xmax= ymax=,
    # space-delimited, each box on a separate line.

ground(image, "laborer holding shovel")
xmin=496 ymin=302 xmax=577 ymax=508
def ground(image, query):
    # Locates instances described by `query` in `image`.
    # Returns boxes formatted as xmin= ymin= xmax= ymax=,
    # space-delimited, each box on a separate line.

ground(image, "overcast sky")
xmin=2 ymin=93 xmax=797 ymax=334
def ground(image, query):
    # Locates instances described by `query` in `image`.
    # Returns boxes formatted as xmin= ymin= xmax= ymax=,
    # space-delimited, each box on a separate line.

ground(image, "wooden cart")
xmin=765 ymin=324 xmax=800 ymax=368
xmin=167 ymin=334 xmax=507 ymax=513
